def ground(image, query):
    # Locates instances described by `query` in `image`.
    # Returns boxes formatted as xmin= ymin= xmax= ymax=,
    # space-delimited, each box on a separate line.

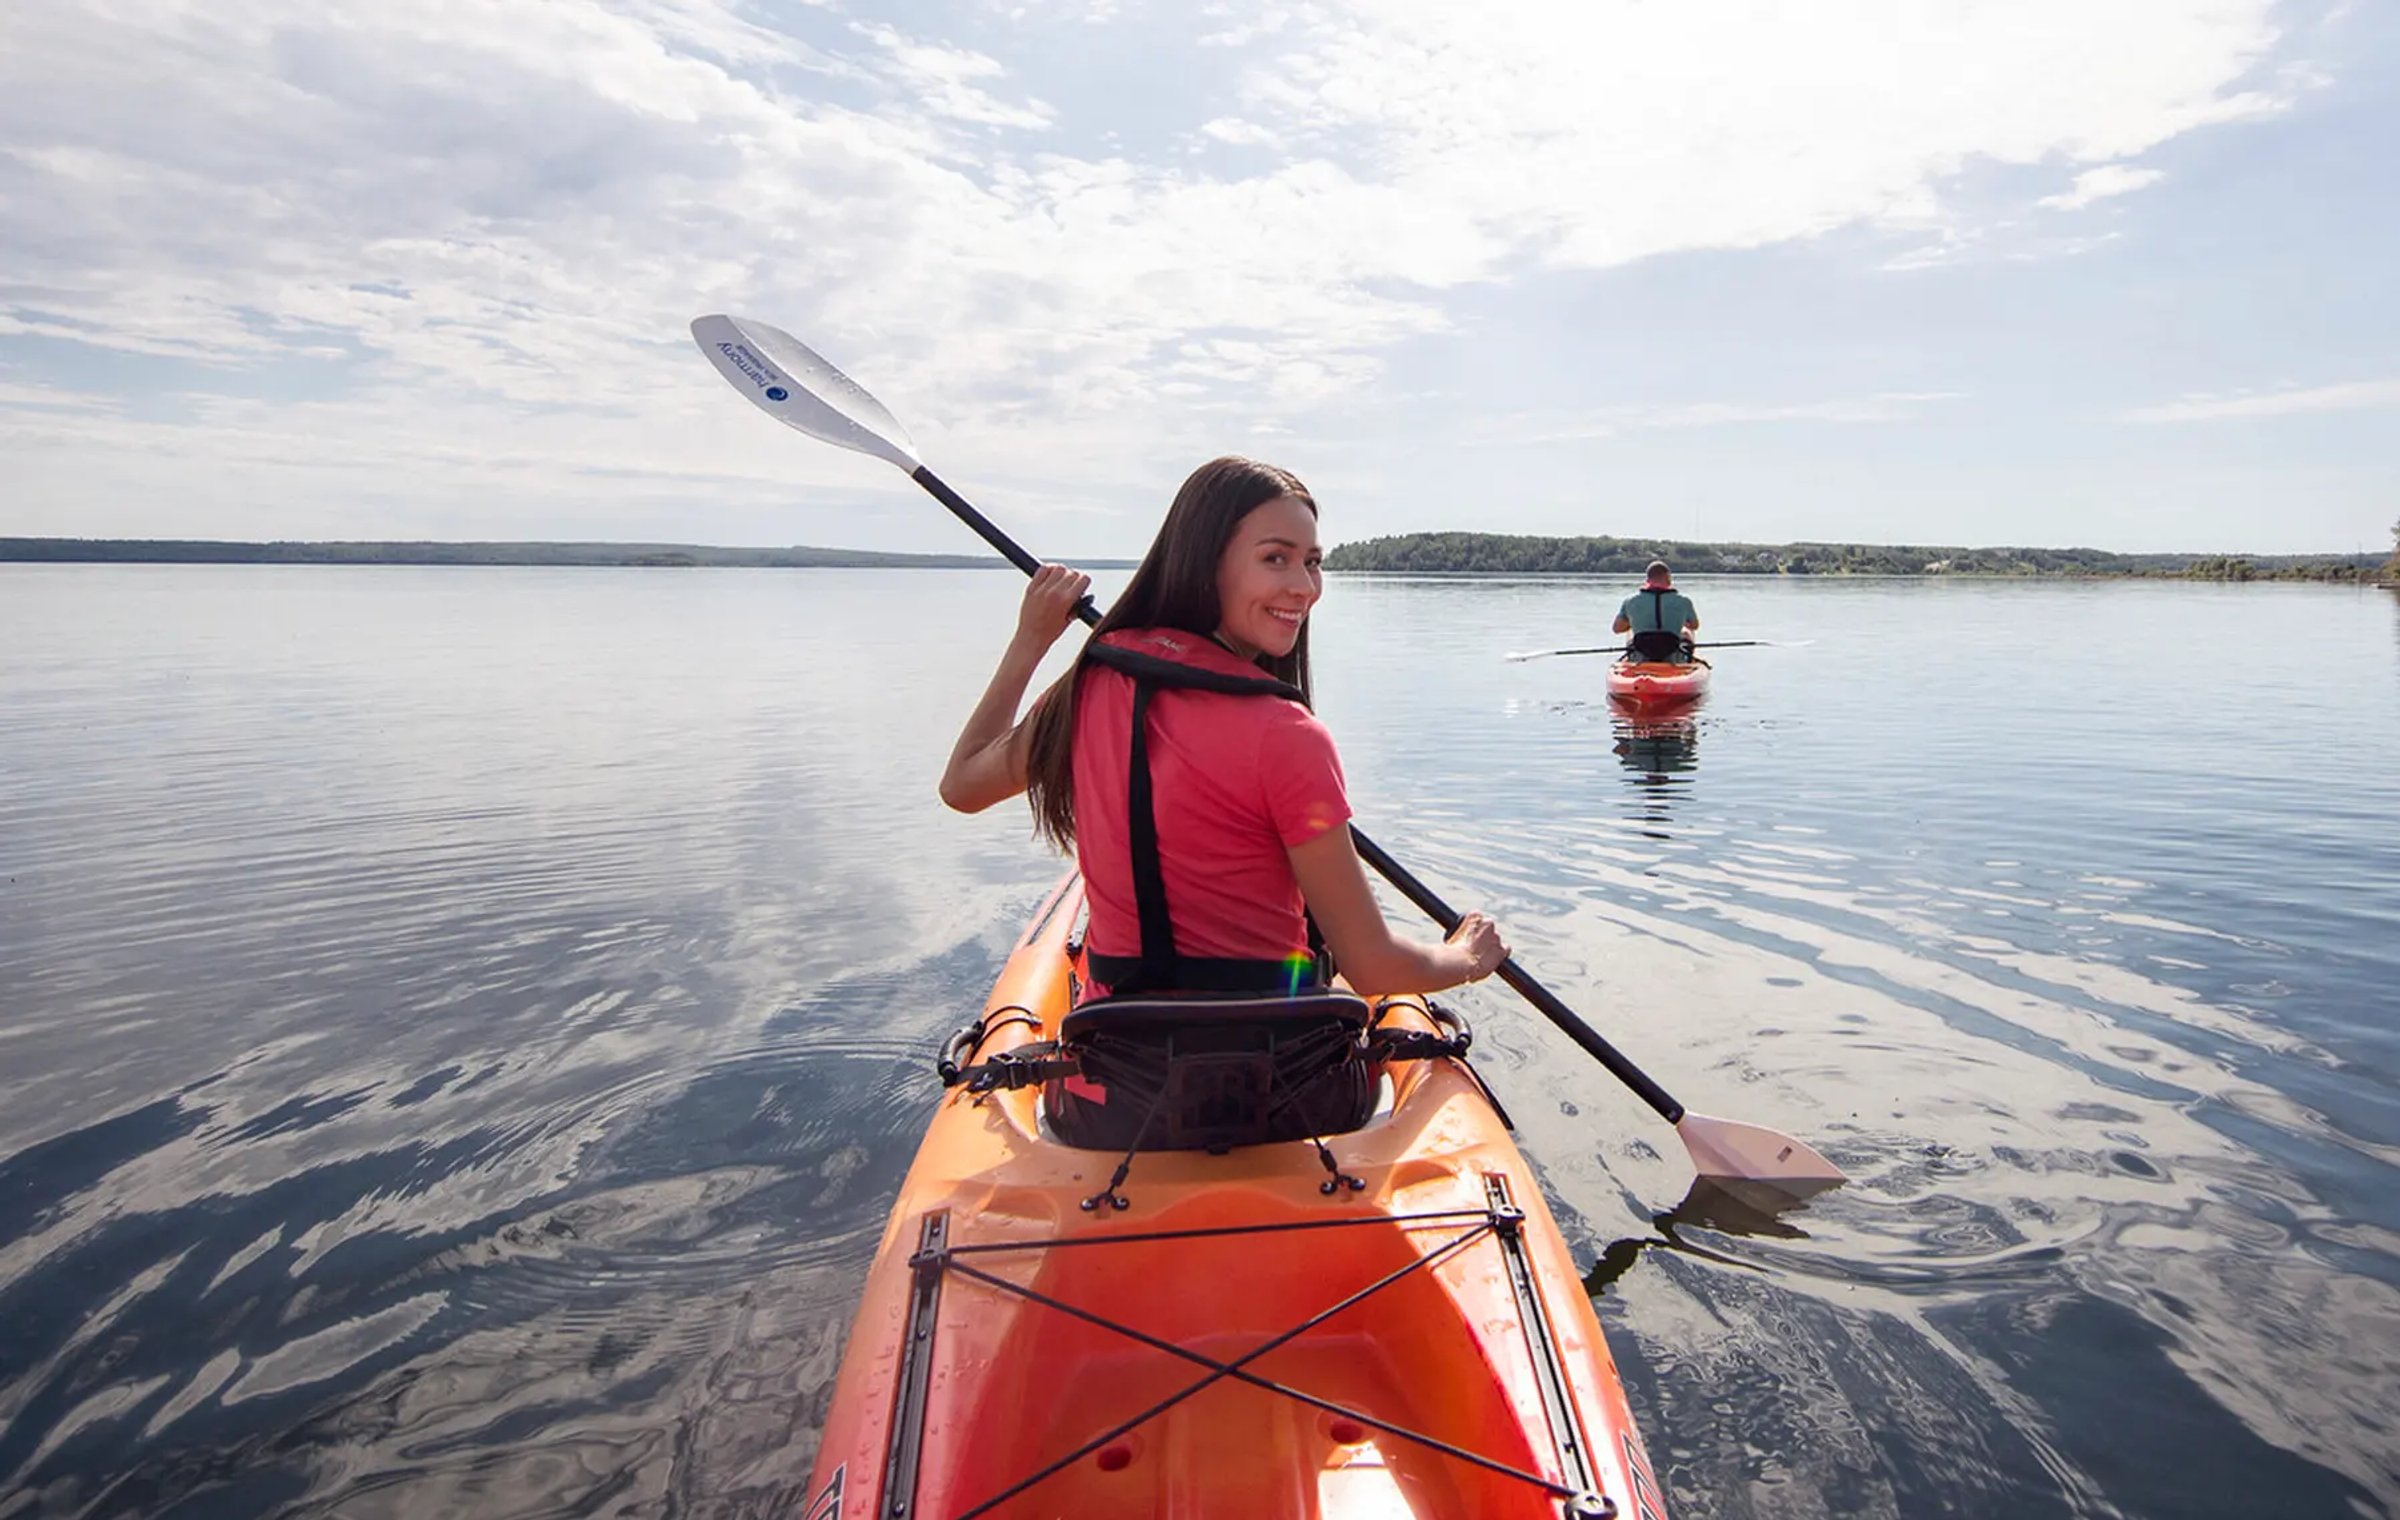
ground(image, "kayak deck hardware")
xmin=936 ymin=1005 xmax=1044 ymax=1089
xmin=1487 ymin=1172 xmax=1616 ymax=1520
xmin=880 ymin=1208 xmax=1614 ymax=1519
xmin=881 ymin=1210 xmax=952 ymax=1520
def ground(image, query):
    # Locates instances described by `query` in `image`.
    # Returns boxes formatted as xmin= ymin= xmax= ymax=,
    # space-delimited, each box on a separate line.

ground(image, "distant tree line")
xmin=12 ymin=531 xmax=2383 ymax=580
xmin=1322 ymin=532 xmax=2388 ymax=582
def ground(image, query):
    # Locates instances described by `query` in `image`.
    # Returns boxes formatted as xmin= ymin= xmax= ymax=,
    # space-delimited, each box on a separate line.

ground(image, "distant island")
xmin=1323 ymin=532 xmax=2394 ymax=582
xmin=0 ymin=537 xmax=1132 ymax=570
xmin=7 ymin=533 xmax=2393 ymax=584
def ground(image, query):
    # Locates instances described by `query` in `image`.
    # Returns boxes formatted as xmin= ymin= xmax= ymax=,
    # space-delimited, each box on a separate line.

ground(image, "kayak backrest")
xmin=1050 ymin=991 xmax=1377 ymax=1152
xmin=1625 ymin=628 xmax=1689 ymax=661
xmin=1058 ymin=988 xmax=1370 ymax=1041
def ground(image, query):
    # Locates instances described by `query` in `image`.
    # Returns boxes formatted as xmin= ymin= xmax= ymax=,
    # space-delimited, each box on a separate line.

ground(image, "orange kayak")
xmin=800 ymin=872 xmax=1669 ymax=1520
xmin=1605 ymin=661 xmax=1709 ymax=708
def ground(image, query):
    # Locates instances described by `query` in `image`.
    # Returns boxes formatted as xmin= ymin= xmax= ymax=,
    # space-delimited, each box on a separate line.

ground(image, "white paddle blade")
xmin=691 ymin=314 xmax=920 ymax=471
xmin=1675 ymin=1109 xmax=1848 ymax=1190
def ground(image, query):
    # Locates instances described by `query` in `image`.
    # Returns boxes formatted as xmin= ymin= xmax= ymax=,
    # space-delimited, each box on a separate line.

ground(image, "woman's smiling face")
xmin=1212 ymin=493 xmax=1322 ymax=660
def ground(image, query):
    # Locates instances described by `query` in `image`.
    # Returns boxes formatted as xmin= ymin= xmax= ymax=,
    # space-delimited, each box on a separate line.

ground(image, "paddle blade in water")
xmin=690 ymin=315 xmax=920 ymax=470
xmin=1675 ymin=1109 xmax=1848 ymax=1191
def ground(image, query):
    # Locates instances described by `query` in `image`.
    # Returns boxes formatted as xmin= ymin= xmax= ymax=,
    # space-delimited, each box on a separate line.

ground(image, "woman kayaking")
xmin=938 ymin=455 xmax=1506 ymax=1005
xmin=686 ymin=319 xmax=1792 ymax=1520
xmin=907 ymin=464 xmax=1667 ymax=1520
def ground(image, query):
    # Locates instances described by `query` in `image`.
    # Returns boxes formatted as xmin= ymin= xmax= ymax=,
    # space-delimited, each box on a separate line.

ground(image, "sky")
xmin=2 ymin=0 xmax=2395 ymax=557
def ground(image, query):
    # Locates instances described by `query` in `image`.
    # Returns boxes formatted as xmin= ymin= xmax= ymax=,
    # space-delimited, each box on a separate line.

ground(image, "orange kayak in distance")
xmin=799 ymin=871 xmax=1670 ymax=1520
xmin=1605 ymin=661 xmax=1709 ymax=708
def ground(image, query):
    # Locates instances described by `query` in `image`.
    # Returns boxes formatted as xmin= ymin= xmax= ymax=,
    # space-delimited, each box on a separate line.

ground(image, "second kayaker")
xmin=1614 ymin=560 xmax=1701 ymax=662
xmin=937 ymin=456 xmax=1507 ymax=1005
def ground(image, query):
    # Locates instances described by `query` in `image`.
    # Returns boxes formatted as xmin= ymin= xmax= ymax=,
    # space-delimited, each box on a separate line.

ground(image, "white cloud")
xmin=1198 ymin=117 xmax=1279 ymax=148
xmin=977 ymin=0 xmax=1122 ymax=23
xmin=2041 ymin=165 xmax=2168 ymax=211
xmin=1227 ymin=1 xmax=2286 ymax=269
xmin=2122 ymin=380 xmax=2400 ymax=422
xmin=0 ymin=380 xmax=126 ymax=415
xmin=0 ymin=0 xmax=2333 ymax=546
xmin=1503 ymin=392 xmax=1964 ymax=444
xmin=850 ymin=24 xmax=1056 ymax=131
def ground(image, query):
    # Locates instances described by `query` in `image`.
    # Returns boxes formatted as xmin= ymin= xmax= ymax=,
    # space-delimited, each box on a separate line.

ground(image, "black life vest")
xmin=1078 ymin=638 xmax=1326 ymax=996
xmin=1626 ymin=586 xmax=1689 ymax=661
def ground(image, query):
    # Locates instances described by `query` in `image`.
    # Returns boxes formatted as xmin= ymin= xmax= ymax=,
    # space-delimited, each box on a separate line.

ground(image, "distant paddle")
xmin=691 ymin=312 xmax=1846 ymax=1195
xmin=1506 ymin=640 xmax=1813 ymax=662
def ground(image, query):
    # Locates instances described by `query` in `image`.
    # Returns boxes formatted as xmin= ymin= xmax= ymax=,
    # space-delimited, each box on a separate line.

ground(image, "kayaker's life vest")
xmin=1053 ymin=638 xmax=1371 ymax=1165
xmin=1626 ymin=586 xmax=1691 ymax=663
xmin=941 ymin=634 xmax=1479 ymax=1177
xmin=1076 ymin=639 xmax=1329 ymax=997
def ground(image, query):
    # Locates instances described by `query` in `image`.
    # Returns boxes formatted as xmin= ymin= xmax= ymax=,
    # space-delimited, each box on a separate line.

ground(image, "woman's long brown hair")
xmin=1022 ymin=456 xmax=1318 ymax=852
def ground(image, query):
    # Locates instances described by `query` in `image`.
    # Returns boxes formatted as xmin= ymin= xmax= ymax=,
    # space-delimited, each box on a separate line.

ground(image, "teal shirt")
xmin=1618 ymin=588 xmax=1697 ymax=633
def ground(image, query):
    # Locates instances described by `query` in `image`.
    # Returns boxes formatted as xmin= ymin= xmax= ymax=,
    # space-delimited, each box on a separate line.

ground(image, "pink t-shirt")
xmin=1072 ymin=629 xmax=1351 ymax=983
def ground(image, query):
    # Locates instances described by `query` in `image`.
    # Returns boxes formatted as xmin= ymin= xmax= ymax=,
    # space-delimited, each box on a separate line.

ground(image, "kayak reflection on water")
xmin=1613 ymin=716 xmax=1699 ymax=842
xmin=1613 ymin=716 xmax=1699 ymax=777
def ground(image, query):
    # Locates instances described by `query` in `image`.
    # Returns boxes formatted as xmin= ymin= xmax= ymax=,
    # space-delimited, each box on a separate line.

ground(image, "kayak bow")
xmin=801 ymin=872 xmax=1669 ymax=1520
xmin=1605 ymin=661 xmax=1710 ymax=709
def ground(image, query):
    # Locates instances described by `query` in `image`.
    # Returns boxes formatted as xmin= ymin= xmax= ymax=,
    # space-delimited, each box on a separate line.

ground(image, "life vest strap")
xmin=1082 ymin=641 xmax=1305 ymax=702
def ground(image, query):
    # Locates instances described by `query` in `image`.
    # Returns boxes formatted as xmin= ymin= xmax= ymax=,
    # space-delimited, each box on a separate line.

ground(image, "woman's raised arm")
xmin=938 ymin=564 xmax=1090 ymax=813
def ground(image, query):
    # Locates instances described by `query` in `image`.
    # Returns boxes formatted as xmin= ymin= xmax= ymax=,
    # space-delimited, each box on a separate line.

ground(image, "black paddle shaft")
xmin=915 ymin=466 xmax=1102 ymax=627
xmin=1345 ymin=833 xmax=1685 ymax=1124
xmin=1534 ymin=641 xmax=1775 ymax=658
xmin=909 ymin=463 xmax=1689 ymax=1127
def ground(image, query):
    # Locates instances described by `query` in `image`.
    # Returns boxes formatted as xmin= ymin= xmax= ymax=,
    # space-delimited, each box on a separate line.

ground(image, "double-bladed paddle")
xmin=1505 ymin=640 xmax=1814 ymax=662
xmin=690 ymin=312 xmax=1846 ymax=1193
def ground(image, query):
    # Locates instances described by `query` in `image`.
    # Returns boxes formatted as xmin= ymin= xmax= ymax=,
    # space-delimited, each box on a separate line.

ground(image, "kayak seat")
xmin=1046 ymin=990 xmax=1377 ymax=1154
xmin=1625 ymin=629 xmax=1690 ymax=663
xmin=1056 ymin=988 xmax=1368 ymax=1040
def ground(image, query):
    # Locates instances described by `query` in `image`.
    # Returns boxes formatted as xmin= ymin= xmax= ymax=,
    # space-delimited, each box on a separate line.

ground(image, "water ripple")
xmin=4 ymin=568 xmax=2396 ymax=1518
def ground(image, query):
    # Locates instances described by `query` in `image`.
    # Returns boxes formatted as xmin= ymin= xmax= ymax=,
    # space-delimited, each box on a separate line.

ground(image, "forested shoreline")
xmin=7 ymin=532 xmax=2392 ymax=582
xmin=1322 ymin=532 xmax=2394 ymax=582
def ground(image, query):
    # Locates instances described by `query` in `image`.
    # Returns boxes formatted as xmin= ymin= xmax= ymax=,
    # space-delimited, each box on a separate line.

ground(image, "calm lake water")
xmin=3 ymin=565 xmax=2396 ymax=1519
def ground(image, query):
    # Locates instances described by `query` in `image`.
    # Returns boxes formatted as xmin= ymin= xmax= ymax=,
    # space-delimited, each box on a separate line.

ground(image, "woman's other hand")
xmin=1445 ymin=911 xmax=1507 ymax=981
xmin=1288 ymin=829 xmax=1513 ymax=996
